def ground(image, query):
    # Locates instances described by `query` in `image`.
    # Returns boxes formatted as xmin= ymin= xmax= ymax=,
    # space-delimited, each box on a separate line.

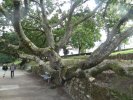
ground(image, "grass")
xmin=14 ymin=60 xmax=22 ymax=65
xmin=111 ymin=49 xmax=133 ymax=55
xmin=28 ymin=61 xmax=38 ymax=66
xmin=63 ymin=49 xmax=133 ymax=59
xmin=62 ymin=49 xmax=133 ymax=59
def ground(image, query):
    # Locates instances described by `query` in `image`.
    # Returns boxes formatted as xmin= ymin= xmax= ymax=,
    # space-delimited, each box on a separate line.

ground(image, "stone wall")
xmin=64 ymin=78 xmax=92 ymax=100
xmin=28 ymin=65 xmax=121 ymax=100
xmin=64 ymin=78 xmax=111 ymax=100
xmin=26 ymin=62 xmax=133 ymax=100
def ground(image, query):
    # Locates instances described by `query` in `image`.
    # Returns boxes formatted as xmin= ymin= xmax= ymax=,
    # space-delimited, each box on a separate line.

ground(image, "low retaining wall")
xmin=28 ymin=62 xmax=132 ymax=100
xmin=65 ymin=78 xmax=92 ymax=100
xmin=64 ymin=78 xmax=111 ymax=100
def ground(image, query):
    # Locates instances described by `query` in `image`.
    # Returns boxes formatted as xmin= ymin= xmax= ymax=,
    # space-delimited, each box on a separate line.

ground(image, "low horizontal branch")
xmin=19 ymin=53 xmax=55 ymax=73
xmin=84 ymin=60 xmax=128 ymax=77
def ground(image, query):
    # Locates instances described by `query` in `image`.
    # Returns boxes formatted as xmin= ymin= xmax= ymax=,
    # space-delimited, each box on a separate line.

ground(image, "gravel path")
xmin=0 ymin=68 xmax=71 ymax=100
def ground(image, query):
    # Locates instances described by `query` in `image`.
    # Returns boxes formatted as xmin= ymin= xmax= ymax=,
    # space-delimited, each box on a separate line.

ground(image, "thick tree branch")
xmin=61 ymin=59 xmax=133 ymax=82
xmin=40 ymin=0 xmax=49 ymax=28
xmin=51 ymin=3 xmax=67 ymax=28
xmin=0 ymin=38 xmax=56 ymax=73
xmin=13 ymin=0 xmax=39 ymax=52
xmin=84 ymin=60 xmax=127 ymax=77
xmin=78 ymin=8 xmax=133 ymax=70
xmin=57 ymin=1 xmax=102 ymax=49
xmin=8 ymin=44 xmax=19 ymax=50
xmin=40 ymin=0 xmax=55 ymax=48
xmin=19 ymin=53 xmax=55 ymax=73
xmin=80 ymin=27 xmax=133 ymax=70
xmin=23 ymin=27 xmax=44 ymax=33
xmin=31 ymin=0 xmax=40 ymax=5
xmin=0 ymin=5 xmax=8 ymax=18
xmin=0 ymin=5 xmax=11 ymax=21
xmin=102 ymin=0 xmax=110 ymax=34
xmin=24 ymin=0 xmax=29 ymax=15
xmin=51 ymin=0 xmax=88 ymax=28
xmin=73 ymin=2 xmax=102 ymax=27
xmin=13 ymin=0 xmax=52 ymax=57
xmin=57 ymin=0 xmax=83 ymax=48
xmin=51 ymin=14 xmax=68 ymax=28
xmin=109 ymin=7 xmax=133 ymax=39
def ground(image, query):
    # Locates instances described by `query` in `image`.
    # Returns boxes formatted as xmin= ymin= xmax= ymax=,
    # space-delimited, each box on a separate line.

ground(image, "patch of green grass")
xmin=111 ymin=49 xmax=133 ymax=55
xmin=14 ymin=60 xmax=22 ymax=65
xmin=28 ymin=61 xmax=38 ymax=66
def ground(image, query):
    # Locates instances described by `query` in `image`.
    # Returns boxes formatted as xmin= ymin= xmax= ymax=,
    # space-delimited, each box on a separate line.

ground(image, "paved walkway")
xmin=0 ymin=67 xmax=71 ymax=100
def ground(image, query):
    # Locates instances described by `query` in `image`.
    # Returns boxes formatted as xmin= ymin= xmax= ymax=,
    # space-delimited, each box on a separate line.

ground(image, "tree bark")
xmin=57 ymin=0 xmax=84 ymax=48
xmin=79 ymin=8 xmax=133 ymax=70
xmin=40 ymin=0 xmax=55 ymax=48
xmin=84 ymin=60 xmax=127 ymax=77
xmin=80 ymin=27 xmax=133 ymax=70
xmin=19 ymin=53 xmax=55 ymax=73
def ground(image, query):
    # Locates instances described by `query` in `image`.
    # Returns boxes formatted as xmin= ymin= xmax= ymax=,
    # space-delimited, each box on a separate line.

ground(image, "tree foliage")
xmin=71 ymin=17 xmax=101 ymax=53
xmin=0 ymin=53 xmax=15 ymax=63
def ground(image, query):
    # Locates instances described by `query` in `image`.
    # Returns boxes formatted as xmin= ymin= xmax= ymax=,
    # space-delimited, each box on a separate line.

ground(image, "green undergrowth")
xmin=110 ymin=90 xmax=133 ymax=100
xmin=28 ymin=61 xmax=38 ymax=66
xmin=62 ymin=49 xmax=133 ymax=59
xmin=14 ymin=60 xmax=22 ymax=65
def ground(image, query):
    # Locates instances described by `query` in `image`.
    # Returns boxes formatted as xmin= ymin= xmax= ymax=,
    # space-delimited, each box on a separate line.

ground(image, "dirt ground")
xmin=0 ymin=68 xmax=71 ymax=100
